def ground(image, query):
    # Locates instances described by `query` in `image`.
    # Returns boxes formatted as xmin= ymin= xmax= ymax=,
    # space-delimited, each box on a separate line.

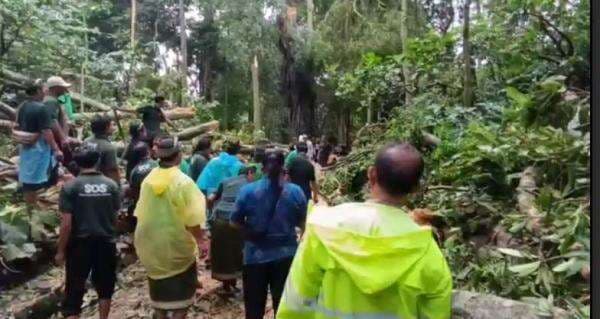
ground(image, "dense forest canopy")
xmin=0 ymin=0 xmax=590 ymax=317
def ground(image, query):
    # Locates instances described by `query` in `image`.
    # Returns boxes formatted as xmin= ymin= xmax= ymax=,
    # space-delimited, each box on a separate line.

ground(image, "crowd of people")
xmin=13 ymin=79 xmax=452 ymax=319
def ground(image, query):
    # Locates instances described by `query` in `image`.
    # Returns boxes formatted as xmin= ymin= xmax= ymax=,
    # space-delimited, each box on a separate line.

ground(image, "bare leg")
xmin=98 ymin=299 xmax=111 ymax=319
xmin=153 ymin=309 xmax=168 ymax=319
xmin=172 ymin=309 xmax=188 ymax=319
xmin=23 ymin=191 xmax=38 ymax=240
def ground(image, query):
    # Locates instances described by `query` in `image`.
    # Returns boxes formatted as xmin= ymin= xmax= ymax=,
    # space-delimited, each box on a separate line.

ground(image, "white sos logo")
xmin=84 ymin=183 xmax=108 ymax=194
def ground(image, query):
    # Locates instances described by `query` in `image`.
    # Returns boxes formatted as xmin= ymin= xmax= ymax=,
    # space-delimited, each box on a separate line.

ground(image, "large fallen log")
xmin=0 ymin=119 xmax=15 ymax=132
xmin=517 ymin=166 xmax=542 ymax=233
xmin=176 ymin=120 xmax=220 ymax=140
xmin=1 ymin=68 xmax=112 ymax=112
xmin=452 ymin=290 xmax=568 ymax=319
xmin=72 ymin=107 xmax=196 ymax=123
xmin=0 ymin=101 xmax=17 ymax=120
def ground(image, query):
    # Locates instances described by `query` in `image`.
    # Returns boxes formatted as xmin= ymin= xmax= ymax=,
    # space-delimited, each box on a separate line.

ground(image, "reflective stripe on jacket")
xmin=277 ymin=202 xmax=452 ymax=319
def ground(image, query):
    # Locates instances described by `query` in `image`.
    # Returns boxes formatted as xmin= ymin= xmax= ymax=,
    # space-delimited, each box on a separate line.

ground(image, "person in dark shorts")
xmin=16 ymin=83 xmax=63 ymax=210
xmin=287 ymin=142 xmax=319 ymax=205
xmin=230 ymin=151 xmax=307 ymax=319
xmin=207 ymin=166 xmax=256 ymax=294
xmin=84 ymin=116 xmax=120 ymax=185
xmin=55 ymin=145 xmax=121 ymax=319
xmin=188 ymin=136 xmax=212 ymax=183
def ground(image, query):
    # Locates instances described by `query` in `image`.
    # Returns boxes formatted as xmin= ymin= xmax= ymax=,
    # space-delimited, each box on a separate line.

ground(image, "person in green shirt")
xmin=45 ymin=76 xmax=72 ymax=156
xmin=248 ymin=147 xmax=265 ymax=180
xmin=58 ymin=93 xmax=75 ymax=121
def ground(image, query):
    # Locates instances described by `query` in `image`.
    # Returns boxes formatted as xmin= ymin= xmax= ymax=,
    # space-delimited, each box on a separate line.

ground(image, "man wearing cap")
xmin=45 ymin=76 xmax=73 ymax=164
xmin=134 ymin=136 xmax=207 ymax=319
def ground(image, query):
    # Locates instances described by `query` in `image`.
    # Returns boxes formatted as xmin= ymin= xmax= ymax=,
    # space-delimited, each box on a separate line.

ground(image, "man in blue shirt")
xmin=230 ymin=150 xmax=307 ymax=319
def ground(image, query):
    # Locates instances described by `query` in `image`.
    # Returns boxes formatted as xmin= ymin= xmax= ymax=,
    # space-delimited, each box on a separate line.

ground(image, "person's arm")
xmin=229 ymin=188 xmax=247 ymax=229
xmin=103 ymin=146 xmax=121 ymax=185
xmin=207 ymin=183 xmax=224 ymax=211
xmin=42 ymin=129 xmax=63 ymax=161
xmin=181 ymin=180 xmax=208 ymax=254
xmin=418 ymin=242 xmax=453 ymax=319
xmin=55 ymin=185 xmax=74 ymax=265
xmin=159 ymin=108 xmax=175 ymax=128
xmin=276 ymin=226 xmax=326 ymax=318
xmin=112 ymin=106 xmax=138 ymax=114
xmin=55 ymin=213 xmax=72 ymax=265
xmin=309 ymin=165 xmax=319 ymax=204
xmin=51 ymin=121 xmax=67 ymax=146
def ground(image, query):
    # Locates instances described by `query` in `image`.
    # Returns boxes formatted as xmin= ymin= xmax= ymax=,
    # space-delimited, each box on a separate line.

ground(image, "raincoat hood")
xmin=144 ymin=166 xmax=178 ymax=195
xmin=308 ymin=202 xmax=433 ymax=294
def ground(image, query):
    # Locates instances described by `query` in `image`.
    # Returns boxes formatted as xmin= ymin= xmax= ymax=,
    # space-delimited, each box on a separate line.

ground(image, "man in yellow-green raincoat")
xmin=278 ymin=142 xmax=452 ymax=319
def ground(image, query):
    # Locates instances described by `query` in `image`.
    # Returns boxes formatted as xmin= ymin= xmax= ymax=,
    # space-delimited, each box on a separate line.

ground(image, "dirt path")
xmin=75 ymin=260 xmax=257 ymax=319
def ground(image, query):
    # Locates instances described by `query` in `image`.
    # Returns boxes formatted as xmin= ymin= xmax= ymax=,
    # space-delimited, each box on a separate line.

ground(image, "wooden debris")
xmin=516 ymin=166 xmax=542 ymax=233
xmin=176 ymin=120 xmax=220 ymax=140
xmin=0 ymin=101 xmax=16 ymax=120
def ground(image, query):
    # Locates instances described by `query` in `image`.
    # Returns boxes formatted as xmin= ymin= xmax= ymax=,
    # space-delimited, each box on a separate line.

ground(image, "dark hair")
xmin=129 ymin=122 xmax=142 ymax=139
xmin=296 ymin=142 xmax=308 ymax=153
xmin=253 ymin=147 xmax=266 ymax=163
xmin=374 ymin=142 xmax=424 ymax=196
xmin=154 ymin=96 xmax=166 ymax=104
xmin=90 ymin=115 xmax=111 ymax=136
xmin=132 ymin=142 xmax=150 ymax=162
xmin=73 ymin=145 xmax=100 ymax=169
xmin=225 ymin=141 xmax=241 ymax=155
xmin=193 ymin=137 xmax=212 ymax=153
xmin=239 ymin=165 xmax=257 ymax=175
xmin=25 ymin=83 xmax=43 ymax=96
xmin=263 ymin=150 xmax=285 ymax=182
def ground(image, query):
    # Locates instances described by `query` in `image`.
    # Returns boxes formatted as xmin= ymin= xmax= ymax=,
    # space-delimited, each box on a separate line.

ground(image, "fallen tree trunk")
xmin=1 ymin=68 xmax=112 ymax=112
xmin=517 ymin=166 xmax=542 ymax=233
xmin=452 ymin=290 xmax=568 ymax=319
xmin=0 ymin=102 xmax=17 ymax=120
xmin=176 ymin=120 xmax=219 ymax=140
xmin=0 ymin=119 xmax=15 ymax=132
xmin=72 ymin=107 xmax=196 ymax=123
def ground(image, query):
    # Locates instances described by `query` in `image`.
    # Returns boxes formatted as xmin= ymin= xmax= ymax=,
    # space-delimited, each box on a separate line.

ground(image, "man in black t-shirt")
xmin=55 ymin=145 xmax=120 ymax=319
xmin=129 ymin=143 xmax=158 ymax=206
xmin=16 ymin=83 xmax=63 ymax=208
xmin=115 ymin=96 xmax=174 ymax=142
xmin=84 ymin=116 xmax=120 ymax=185
xmin=287 ymin=142 xmax=319 ymax=204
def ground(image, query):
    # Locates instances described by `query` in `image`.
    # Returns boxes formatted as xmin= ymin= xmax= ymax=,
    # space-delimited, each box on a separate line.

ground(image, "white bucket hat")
xmin=46 ymin=76 xmax=71 ymax=88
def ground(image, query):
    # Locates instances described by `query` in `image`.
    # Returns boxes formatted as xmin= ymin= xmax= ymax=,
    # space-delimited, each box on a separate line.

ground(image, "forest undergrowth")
xmin=320 ymin=75 xmax=590 ymax=317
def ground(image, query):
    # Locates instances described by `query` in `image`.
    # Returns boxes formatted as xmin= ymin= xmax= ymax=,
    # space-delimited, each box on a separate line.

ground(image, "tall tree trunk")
xmin=278 ymin=2 xmax=316 ymax=138
xmin=251 ymin=55 xmax=261 ymax=132
xmin=126 ymin=0 xmax=137 ymax=97
xmin=400 ymin=0 xmax=412 ymax=106
xmin=462 ymin=0 xmax=474 ymax=108
xmin=307 ymin=0 xmax=314 ymax=31
xmin=81 ymin=12 xmax=88 ymax=113
xmin=179 ymin=0 xmax=188 ymax=106
xmin=130 ymin=0 xmax=136 ymax=48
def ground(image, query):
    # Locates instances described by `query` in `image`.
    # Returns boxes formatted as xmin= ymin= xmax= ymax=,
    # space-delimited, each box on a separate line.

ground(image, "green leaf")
xmin=509 ymin=261 xmax=541 ymax=277
xmin=506 ymin=86 xmax=531 ymax=108
xmin=2 ymin=243 xmax=34 ymax=261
